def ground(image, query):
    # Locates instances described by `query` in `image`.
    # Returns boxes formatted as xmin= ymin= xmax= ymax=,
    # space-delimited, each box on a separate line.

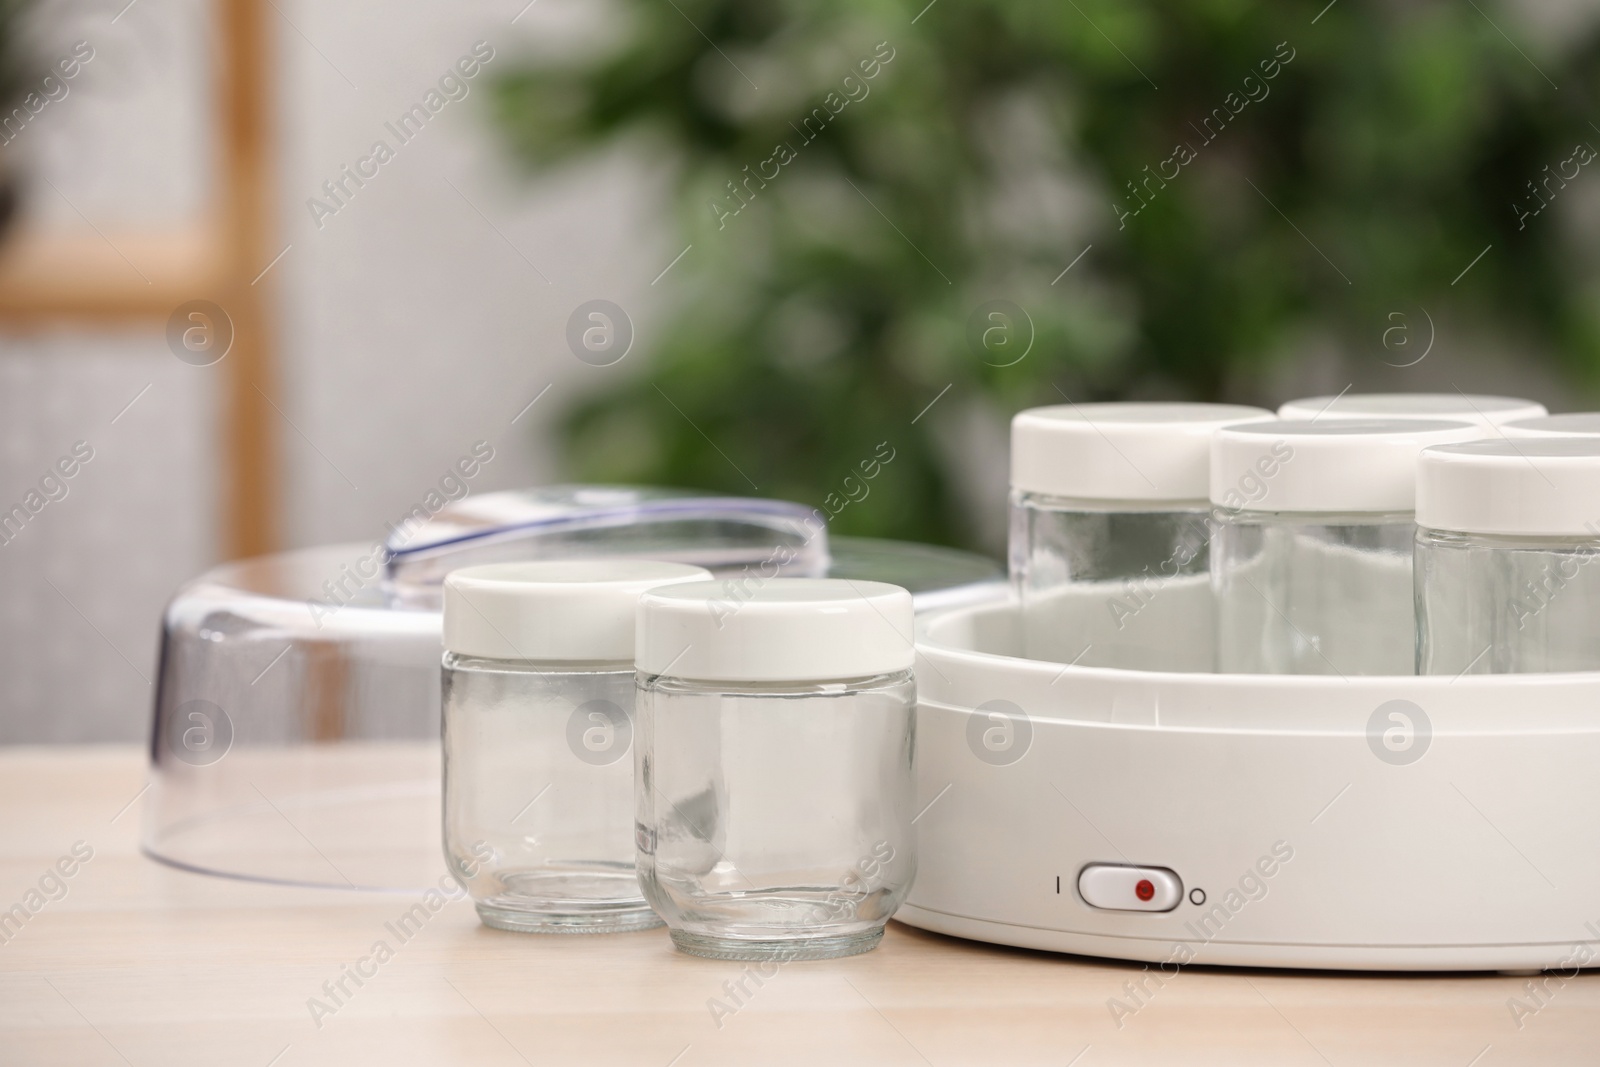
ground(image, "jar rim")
xmin=638 ymin=668 xmax=915 ymax=692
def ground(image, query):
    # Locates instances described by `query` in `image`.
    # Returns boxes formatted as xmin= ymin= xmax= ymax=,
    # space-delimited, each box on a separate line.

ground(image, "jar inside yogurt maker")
xmin=1416 ymin=438 xmax=1600 ymax=675
xmin=1008 ymin=402 xmax=1272 ymax=671
xmin=1210 ymin=418 xmax=1482 ymax=676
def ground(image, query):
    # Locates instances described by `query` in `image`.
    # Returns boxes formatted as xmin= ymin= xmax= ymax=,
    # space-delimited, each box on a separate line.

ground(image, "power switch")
xmin=1078 ymin=864 xmax=1182 ymax=912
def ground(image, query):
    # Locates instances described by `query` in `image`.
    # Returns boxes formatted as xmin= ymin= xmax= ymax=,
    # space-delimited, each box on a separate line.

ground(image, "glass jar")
xmin=1278 ymin=392 xmax=1546 ymax=427
xmin=1211 ymin=418 xmax=1482 ymax=676
xmin=1008 ymin=403 xmax=1271 ymax=670
xmin=440 ymin=560 xmax=708 ymax=932
xmin=1416 ymin=438 xmax=1600 ymax=674
xmin=635 ymin=578 xmax=917 ymax=961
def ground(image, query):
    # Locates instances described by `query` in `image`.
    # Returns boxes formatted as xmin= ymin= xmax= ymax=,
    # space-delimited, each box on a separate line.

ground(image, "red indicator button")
xmin=1078 ymin=865 xmax=1182 ymax=912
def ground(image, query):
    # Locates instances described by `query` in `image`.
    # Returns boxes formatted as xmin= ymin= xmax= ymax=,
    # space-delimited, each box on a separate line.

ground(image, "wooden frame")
xmin=0 ymin=0 xmax=278 ymax=560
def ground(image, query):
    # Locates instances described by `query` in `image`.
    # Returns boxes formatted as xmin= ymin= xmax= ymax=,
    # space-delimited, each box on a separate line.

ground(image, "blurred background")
xmin=2 ymin=0 xmax=1598 ymax=742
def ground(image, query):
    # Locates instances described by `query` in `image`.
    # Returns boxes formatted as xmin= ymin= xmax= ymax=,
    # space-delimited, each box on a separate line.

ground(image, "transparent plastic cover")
xmin=384 ymin=486 xmax=829 ymax=602
xmin=144 ymin=485 xmax=1001 ymax=891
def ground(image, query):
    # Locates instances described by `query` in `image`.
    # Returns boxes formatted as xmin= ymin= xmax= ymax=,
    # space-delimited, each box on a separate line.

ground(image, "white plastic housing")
xmin=901 ymin=599 xmax=1600 ymax=971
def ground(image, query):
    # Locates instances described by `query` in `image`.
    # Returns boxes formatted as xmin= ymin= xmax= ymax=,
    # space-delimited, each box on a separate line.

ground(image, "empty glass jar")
xmin=1211 ymin=418 xmax=1481 ymax=676
xmin=441 ymin=560 xmax=708 ymax=932
xmin=1008 ymin=402 xmax=1271 ymax=671
xmin=1278 ymin=392 xmax=1546 ymax=427
xmin=1417 ymin=438 xmax=1600 ymax=674
xmin=635 ymin=578 xmax=917 ymax=961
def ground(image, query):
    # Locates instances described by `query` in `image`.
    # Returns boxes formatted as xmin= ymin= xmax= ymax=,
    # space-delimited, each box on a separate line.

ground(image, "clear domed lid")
xmin=142 ymin=485 xmax=1001 ymax=891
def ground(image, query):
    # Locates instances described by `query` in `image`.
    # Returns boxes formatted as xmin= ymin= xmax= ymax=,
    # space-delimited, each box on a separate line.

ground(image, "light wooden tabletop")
xmin=2 ymin=746 xmax=1597 ymax=1066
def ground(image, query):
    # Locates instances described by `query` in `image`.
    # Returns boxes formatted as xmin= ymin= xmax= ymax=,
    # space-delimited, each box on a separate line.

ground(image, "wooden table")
xmin=2 ymin=746 xmax=1597 ymax=1066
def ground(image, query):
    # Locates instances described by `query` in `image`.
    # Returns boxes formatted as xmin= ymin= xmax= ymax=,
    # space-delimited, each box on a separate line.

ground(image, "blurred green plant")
xmin=0 ymin=0 xmax=33 ymax=235
xmin=0 ymin=0 xmax=27 ymax=100
xmin=494 ymin=0 xmax=1600 ymax=549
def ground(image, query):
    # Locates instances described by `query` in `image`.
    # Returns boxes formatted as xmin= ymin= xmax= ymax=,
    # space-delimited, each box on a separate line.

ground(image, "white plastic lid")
xmin=1277 ymin=393 xmax=1547 ymax=426
xmin=1417 ymin=439 xmax=1600 ymax=536
xmin=1502 ymin=413 xmax=1600 ymax=438
xmin=636 ymin=578 xmax=914 ymax=682
xmin=1210 ymin=418 xmax=1483 ymax=513
xmin=442 ymin=560 xmax=711 ymax=660
xmin=1010 ymin=402 xmax=1274 ymax=502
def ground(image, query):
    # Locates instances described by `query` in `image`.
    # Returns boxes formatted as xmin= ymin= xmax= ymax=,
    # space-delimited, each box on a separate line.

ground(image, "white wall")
xmin=0 ymin=0 xmax=216 ymax=741
xmin=0 ymin=0 xmax=667 ymax=741
xmin=274 ymin=0 xmax=671 ymax=549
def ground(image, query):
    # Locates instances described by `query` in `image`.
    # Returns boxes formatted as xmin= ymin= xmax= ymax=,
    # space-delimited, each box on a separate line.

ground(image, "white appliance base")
xmin=903 ymin=601 xmax=1600 ymax=973
xmin=896 ymin=905 xmax=1591 ymax=973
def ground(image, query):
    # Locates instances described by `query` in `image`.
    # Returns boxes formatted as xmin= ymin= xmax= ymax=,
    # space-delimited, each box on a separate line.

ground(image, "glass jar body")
xmin=1009 ymin=490 xmax=1214 ymax=670
xmin=635 ymin=670 xmax=917 ymax=961
xmin=1214 ymin=509 xmax=1416 ymax=676
xmin=441 ymin=651 xmax=657 ymax=932
xmin=1416 ymin=528 xmax=1600 ymax=674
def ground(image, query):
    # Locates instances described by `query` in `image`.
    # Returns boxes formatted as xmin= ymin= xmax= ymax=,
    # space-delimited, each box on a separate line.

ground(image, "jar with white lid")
xmin=635 ymin=578 xmax=916 ymax=961
xmin=1211 ymin=418 xmax=1482 ymax=675
xmin=1277 ymin=393 xmax=1546 ymax=427
xmin=441 ymin=559 xmax=709 ymax=932
xmin=1416 ymin=438 xmax=1600 ymax=674
xmin=1502 ymin=412 xmax=1600 ymax=438
xmin=1009 ymin=402 xmax=1272 ymax=670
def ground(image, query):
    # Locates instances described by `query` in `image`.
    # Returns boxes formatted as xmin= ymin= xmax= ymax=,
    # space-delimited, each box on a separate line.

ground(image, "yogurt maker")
xmin=146 ymin=460 xmax=1600 ymax=971
xmin=897 ymin=593 xmax=1600 ymax=971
